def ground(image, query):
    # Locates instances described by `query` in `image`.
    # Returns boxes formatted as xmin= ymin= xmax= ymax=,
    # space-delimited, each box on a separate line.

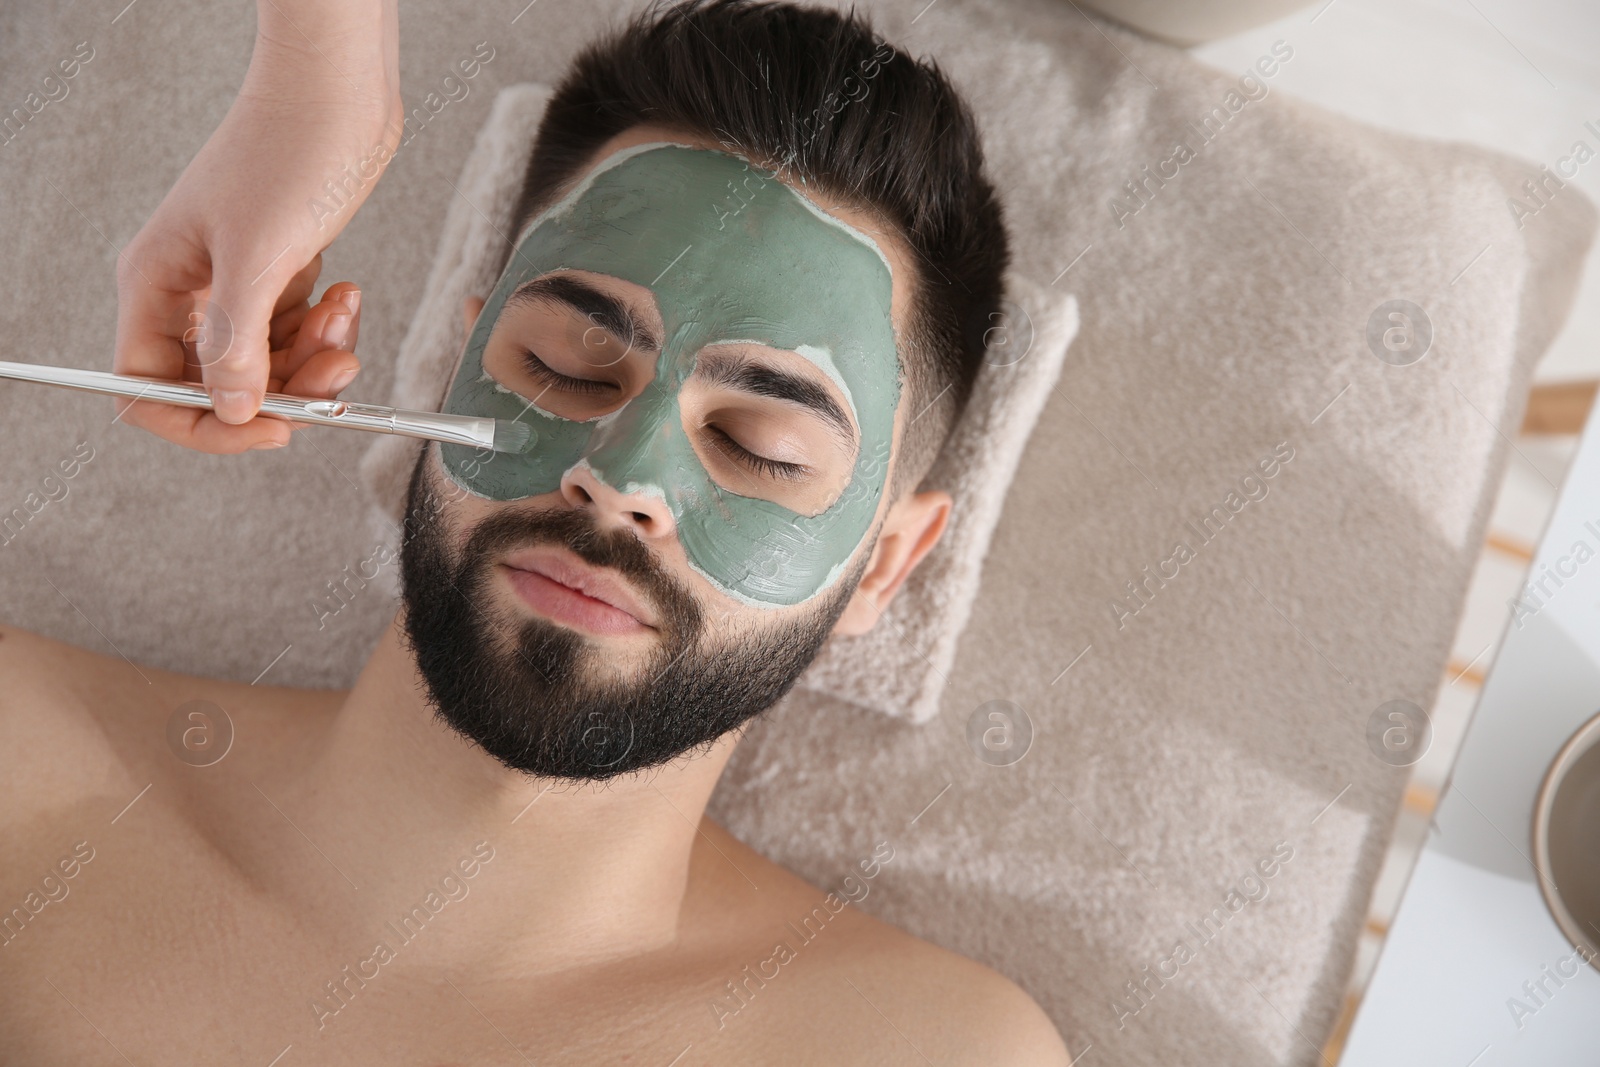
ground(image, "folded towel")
xmin=797 ymin=274 xmax=1077 ymax=723
xmin=357 ymin=82 xmax=1079 ymax=724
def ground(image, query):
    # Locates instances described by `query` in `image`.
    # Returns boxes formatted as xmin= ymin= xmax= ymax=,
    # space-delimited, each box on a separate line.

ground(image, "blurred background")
xmin=1183 ymin=0 xmax=1599 ymax=1057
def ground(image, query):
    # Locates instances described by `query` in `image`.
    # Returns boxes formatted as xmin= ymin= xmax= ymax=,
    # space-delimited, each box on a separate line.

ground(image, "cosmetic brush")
xmin=0 ymin=360 xmax=534 ymax=454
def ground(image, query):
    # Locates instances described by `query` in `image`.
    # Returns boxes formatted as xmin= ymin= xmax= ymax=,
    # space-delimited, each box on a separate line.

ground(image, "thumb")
xmin=200 ymin=260 xmax=293 ymax=424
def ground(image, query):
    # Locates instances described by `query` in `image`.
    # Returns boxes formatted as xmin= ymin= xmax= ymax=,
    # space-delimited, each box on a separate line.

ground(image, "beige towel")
xmin=357 ymin=82 xmax=1079 ymax=725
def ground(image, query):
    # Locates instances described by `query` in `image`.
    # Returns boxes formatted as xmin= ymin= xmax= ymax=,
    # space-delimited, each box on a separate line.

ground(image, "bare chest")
xmin=0 ymin=807 xmax=885 ymax=1066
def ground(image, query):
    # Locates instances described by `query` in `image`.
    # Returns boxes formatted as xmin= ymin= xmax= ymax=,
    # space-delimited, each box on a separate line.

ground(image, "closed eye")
xmin=520 ymin=349 xmax=617 ymax=397
xmin=706 ymin=426 xmax=809 ymax=481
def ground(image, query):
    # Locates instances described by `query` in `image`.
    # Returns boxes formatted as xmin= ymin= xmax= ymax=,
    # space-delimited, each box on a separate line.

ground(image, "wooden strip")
xmin=1521 ymin=379 xmax=1598 ymax=435
xmin=1484 ymin=531 xmax=1535 ymax=562
xmin=1320 ymin=990 xmax=1363 ymax=1063
xmin=1403 ymin=782 xmax=1437 ymax=816
xmin=1446 ymin=660 xmax=1486 ymax=688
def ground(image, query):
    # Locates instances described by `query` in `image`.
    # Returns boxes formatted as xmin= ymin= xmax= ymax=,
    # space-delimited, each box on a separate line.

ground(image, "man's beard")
xmin=397 ymin=451 xmax=864 ymax=782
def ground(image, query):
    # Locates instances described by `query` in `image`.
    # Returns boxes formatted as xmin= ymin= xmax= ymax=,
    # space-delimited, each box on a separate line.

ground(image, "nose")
xmin=559 ymin=462 xmax=677 ymax=540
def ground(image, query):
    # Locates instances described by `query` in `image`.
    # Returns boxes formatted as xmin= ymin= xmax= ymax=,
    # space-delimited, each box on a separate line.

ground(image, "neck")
xmin=271 ymin=612 xmax=737 ymax=974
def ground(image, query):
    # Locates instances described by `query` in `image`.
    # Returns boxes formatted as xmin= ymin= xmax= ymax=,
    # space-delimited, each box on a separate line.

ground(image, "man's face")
xmin=398 ymin=130 xmax=915 ymax=781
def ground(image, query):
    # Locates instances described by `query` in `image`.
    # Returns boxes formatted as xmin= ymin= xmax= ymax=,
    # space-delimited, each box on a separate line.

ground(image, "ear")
xmin=462 ymin=295 xmax=486 ymax=339
xmin=832 ymin=489 xmax=952 ymax=636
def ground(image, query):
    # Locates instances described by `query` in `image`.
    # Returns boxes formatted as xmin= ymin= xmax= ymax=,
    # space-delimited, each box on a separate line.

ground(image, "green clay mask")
xmin=439 ymin=143 xmax=901 ymax=608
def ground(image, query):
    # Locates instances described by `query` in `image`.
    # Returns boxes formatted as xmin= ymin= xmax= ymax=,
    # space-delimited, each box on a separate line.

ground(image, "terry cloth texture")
xmin=1 ymin=0 xmax=1592 ymax=1062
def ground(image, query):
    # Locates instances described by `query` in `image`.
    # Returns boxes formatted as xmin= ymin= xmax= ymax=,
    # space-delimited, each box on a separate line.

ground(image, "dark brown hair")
xmin=511 ymin=0 xmax=1010 ymax=493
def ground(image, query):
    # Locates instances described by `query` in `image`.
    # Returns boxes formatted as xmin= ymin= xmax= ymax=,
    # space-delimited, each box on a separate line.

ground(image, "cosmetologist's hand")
xmin=111 ymin=0 xmax=398 ymax=453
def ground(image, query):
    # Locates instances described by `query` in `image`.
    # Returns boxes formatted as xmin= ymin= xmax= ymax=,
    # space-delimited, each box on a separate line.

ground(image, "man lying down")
xmin=0 ymin=1 xmax=1070 ymax=1062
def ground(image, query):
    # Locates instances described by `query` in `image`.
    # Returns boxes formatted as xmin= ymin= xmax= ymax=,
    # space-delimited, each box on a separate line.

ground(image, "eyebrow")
xmin=695 ymin=351 xmax=858 ymax=447
xmin=505 ymin=274 xmax=661 ymax=353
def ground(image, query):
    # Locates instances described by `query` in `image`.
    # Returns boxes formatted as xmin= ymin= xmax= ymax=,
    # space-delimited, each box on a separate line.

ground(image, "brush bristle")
xmin=492 ymin=419 xmax=535 ymax=454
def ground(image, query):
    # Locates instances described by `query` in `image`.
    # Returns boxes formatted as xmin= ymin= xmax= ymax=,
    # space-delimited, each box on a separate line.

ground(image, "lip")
xmin=498 ymin=547 xmax=656 ymax=636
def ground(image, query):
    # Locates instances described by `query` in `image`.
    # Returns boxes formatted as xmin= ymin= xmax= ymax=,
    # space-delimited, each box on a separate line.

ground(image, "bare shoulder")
xmin=692 ymin=819 xmax=1072 ymax=1066
xmin=0 ymin=621 xmax=122 ymax=732
xmin=825 ymin=905 xmax=1072 ymax=1067
xmin=0 ymin=620 xmax=183 ymax=744
xmin=0 ymin=622 xmax=327 ymax=819
xmin=0 ymin=622 xmax=134 ymax=822
xmin=0 ymin=621 xmax=100 ymax=695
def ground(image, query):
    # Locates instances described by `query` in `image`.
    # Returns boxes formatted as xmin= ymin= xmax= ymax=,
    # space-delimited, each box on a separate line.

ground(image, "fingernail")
xmin=338 ymin=288 xmax=361 ymax=315
xmin=330 ymin=366 xmax=359 ymax=391
xmin=210 ymin=388 xmax=256 ymax=423
xmin=250 ymin=440 xmax=286 ymax=450
xmin=324 ymin=311 xmax=352 ymax=348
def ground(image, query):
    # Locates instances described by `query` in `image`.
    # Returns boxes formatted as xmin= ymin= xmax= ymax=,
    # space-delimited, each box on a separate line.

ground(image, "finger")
xmin=113 ymin=278 xmax=194 ymax=381
xmin=268 ymin=303 xmax=311 ymax=351
xmin=203 ymin=252 xmax=318 ymax=424
xmin=114 ymin=397 xmax=292 ymax=454
xmin=315 ymin=281 xmax=361 ymax=350
xmin=266 ymin=254 xmax=323 ymax=348
xmin=113 ymin=276 xmax=220 ymax=446
xmin=321 ymin=281 xmax=362 ymax=349
xmin=276 ymin=283 xmax=361 ymax=381
xmin=281 ymin=347 xmax=362 ymax=400
xmin=262 ymin=376 xmax=313 ymax=431
xmin=272 ymin=253 xmax=323 ymax=317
